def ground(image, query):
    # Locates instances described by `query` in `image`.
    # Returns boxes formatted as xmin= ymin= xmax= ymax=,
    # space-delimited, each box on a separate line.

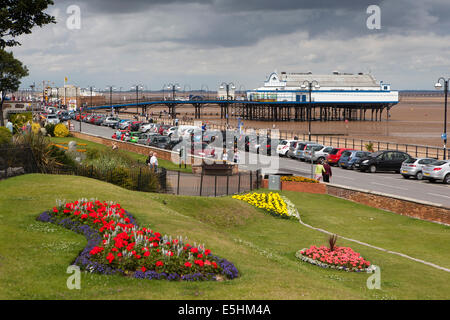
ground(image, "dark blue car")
xmin=339 ymin=150 xmax=372 ymax=169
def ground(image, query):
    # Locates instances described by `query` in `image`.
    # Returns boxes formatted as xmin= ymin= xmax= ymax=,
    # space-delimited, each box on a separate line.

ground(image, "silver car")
xmin=293 ymin=142 xmax=317 ymax=161
xmin=400 ymin=158 xmax=436 ymax=180
xmin=422 ymin=160 xmax=450 ymax=184
xmin=46 ymin=114 xmax=60 ymax=125
xmin=304 ymin=145 xmax=334 ymax=163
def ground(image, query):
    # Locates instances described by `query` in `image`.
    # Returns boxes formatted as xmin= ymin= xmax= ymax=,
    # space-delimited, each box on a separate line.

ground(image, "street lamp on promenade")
xmin=106 ymin=86 xmax=115 ymax=115
xmin=166 ymin=83 xmax=181 ymax=101
xmin=301 ymin=80 xmax=320 ymax=141
xmin=435 ymin=77 xmax=449 ymax=159
xmin=131 ymin=84 xmax=144 ymax=116
xmin=220 ymin=82 xmax=236 ymax=127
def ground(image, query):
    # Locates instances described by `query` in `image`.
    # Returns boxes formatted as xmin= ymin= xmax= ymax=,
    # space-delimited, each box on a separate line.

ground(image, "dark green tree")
xmin=0 ymin=0 xmax=56 ymax=48
xmin=0 ymin=50 xmax=29 ymax=126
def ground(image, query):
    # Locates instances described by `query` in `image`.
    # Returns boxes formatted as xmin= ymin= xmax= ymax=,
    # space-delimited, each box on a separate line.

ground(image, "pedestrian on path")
xmin=147 ymin=152 xmax=153 ymax=169
xmin=322 ymin=160 xmax=332 ymax=183
xmin=150 ymin=152 xmax=158 ymax=172
xmin=314 ymin=161 xmax=325 ymax=181
xmin=6 ymin=120 xmax=13 ymax=133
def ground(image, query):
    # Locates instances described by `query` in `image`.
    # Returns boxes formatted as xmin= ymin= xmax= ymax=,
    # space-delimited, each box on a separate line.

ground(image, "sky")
xmin=9 ymin=0 xmax=450 ymax=92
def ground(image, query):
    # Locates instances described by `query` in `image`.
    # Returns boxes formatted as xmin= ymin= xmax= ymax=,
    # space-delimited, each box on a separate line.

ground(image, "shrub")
xmin=0 ymin=127 xmax=13 ymax=146
xmin=45 ymin=123 xmax=56 ymax=137
xmin=10 ymin=112 xmax=32 ymax=134
xmin=280 ymin=176 xmax=319 ymax=183
xmin=365 ymin=142 xmax=374 ymax=152
xmin=48 ymin=145 xmax=77 ymax=168
xmin=31 ymin=122 xmax=41 ymax=134
xmin=54 ymin=123 xmax=69 ymax=137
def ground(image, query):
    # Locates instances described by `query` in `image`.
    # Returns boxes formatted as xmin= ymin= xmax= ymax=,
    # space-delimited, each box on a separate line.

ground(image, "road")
xmin=71 ymin=120 xmax=450 ymax=207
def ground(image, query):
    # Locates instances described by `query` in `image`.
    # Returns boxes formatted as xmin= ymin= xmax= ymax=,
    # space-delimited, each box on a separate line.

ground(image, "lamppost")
xmin=106 ymin=86 xmax=115 ymax=115
xmin=301 ymin=80 xmax=320 ymax=141
xmin=131 ymin=84 xmax=144 ymax=116
xmin=220 ymin=82 xmax=236 ymax=127
xmin=85 ymin=86 xmax=96 ymax=108
xmin=166 ymin=83 xmax=181 ymax=101
xmin=435 ymin=77 xmax=449 ymax=159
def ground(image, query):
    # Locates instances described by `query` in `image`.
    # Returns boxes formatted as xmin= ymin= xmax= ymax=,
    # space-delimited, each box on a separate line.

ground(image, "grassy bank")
xmin=0 ymin=174 xmax=449 ymax=299
xmin=50 ymin=136 xmax=192 ymax=173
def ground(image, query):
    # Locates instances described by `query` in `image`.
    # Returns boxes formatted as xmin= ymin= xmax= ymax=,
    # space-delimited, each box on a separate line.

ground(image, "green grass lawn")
xmin=50 ymin=136 xmax=192 ymax=173
xmin=0 ymin=174 xmax=449 ymax=300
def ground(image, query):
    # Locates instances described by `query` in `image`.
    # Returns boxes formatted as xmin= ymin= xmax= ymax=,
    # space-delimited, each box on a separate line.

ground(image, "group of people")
xmin=314 ymin=159 xmax=332 ymax=183
xmin=146 ymin=152 xmax=159 ymax=171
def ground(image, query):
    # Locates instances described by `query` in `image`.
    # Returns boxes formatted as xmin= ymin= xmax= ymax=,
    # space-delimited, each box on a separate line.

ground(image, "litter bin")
xmin=268 ymin=175 xmax=281 ymax=190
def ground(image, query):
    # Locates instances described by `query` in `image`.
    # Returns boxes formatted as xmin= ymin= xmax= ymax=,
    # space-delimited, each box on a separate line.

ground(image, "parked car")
xmin=277 ymin=140 xmax=296 ymax=157
xmin=119 ymin=120 xmax=132 ymax=130
xmin=293 ymin=142 xmax=318 ymax=161
xmin=46 ymin=114 xmax=60 ymax=125
xmin=303 ymin=144 xmax=324 ymax=163
xmin=355 ymin=150 xmax=412 ymax=173
xmin=139 ymin=123 xmax=154 ymax=133
xmin=304 ymin=145 xmax=334 ymax=164
xmin=326 ymin=148 xmax=355 ymax=166
xmin=286 ymin=140 xmax=302 ymax=158
xmin=191 ymin=142 xmax=216 ymax=158
xmin=58 ymin=111 xmax=71 ymax=121
xmin=422 ymin=160 xmax=450 ymax=184
xmin=103 ymin=116 xmax=121 ymax=127
xmin=400 ymin=158 xmax=436 ymax=180
xmin=138 ymin=132 xmax=159 ymax=145
xmin=148 ymin=135 xmax=178 ymax=150
xmin=93 ymin=115 xmax=106 ymax=125
xmin=124 ymin=131 xmax=142 ymax=143
xmin=338 ymin=150 xmax=372 ymax=169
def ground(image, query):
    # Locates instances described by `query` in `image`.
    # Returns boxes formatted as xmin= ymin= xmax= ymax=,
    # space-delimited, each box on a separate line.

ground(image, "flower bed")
xmin=37 ymin=199 xmax=239 ymax=281
xmin=296 ymin=246 xmax=375 ymax=273
xmin=280 ymin=176 xmax=319 ymax=183
xmin=232 ymin=192 xmax=291 ymax=219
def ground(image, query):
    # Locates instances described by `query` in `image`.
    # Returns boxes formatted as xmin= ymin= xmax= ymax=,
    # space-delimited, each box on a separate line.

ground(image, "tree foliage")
xmin=0 ymin=0 xmax=56 ymax=48
xmin=0 ymin=50 xmax=29 ymax=126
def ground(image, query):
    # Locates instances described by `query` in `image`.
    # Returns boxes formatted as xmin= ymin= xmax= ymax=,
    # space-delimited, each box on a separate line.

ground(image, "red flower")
xmin=144 ymin=251 xmax=150 ymax=257
xmin=80 ymin=214 xmax=88 ymax=219
xmin=184 ymin=262 xmax=192 ymax=268
xmin=155 ymin=261 xmax=164 ymax=267
xmin=190 ymin=247 xmax=199 ymax=254
xmin=106 ymin=252 xmax=115 ymax=263
xmin=212 ymin=262 xmax=218 ymax=269
xmin=141 ymin=266 xmax=146 ymax=272
xmin=52 ymin=207 xmax=58 ymax=213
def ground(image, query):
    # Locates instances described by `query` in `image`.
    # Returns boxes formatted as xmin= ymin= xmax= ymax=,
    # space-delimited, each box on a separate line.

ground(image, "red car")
xmin=326 ymin=148 xmax=355 ymax=166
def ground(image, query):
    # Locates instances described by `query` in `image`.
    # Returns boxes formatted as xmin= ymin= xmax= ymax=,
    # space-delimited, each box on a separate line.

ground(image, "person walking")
xmin=322 ymin=160 xmax=332 ymax=183
xmin=147 ymin=152 xmax=153 ymax=169
xmin=6 ymin=120 xmax=13 ymax=133
xmin=150 ymin=152 xmax=158 ymax=172
xmin=314 ymin=160 xmax=325 ymax=181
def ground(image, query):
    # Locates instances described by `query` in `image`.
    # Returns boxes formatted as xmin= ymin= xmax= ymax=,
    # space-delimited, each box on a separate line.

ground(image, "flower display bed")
xmin=296 ymin=246 xmax=375 ymax=273
xmin=233 ymin=192 xmax=291 ymax=219
xmin=37 ymin=199 xmax=238 ymax=281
